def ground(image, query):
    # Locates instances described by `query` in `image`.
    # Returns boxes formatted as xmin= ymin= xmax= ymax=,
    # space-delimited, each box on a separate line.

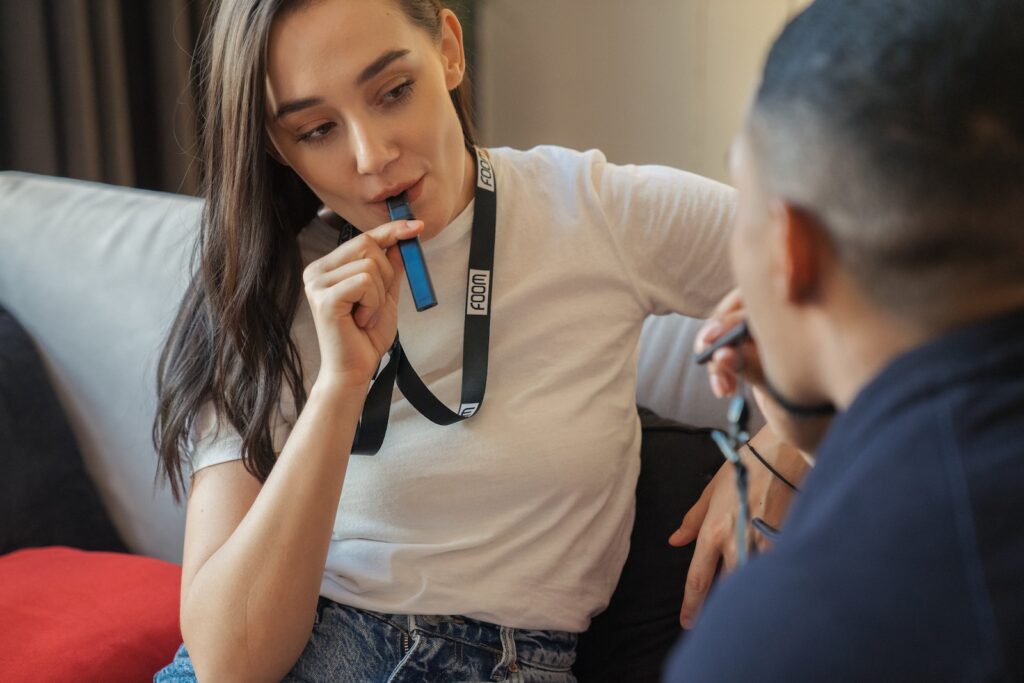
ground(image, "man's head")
xmin=731 ymin=0 xmax=1024 ymax=409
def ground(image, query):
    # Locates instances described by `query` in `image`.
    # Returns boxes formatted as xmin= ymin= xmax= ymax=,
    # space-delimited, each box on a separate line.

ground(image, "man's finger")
xmin=695 ymin=312 xmax=746 ymax=355
xmin=708 ymin=347 xmax=741 ymax=396
xmin=707 ymin=286 xmax=744 ymax=319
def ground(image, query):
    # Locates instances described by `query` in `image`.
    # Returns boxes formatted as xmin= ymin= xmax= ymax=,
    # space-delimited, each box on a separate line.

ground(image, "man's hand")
xmin=668 ymin=426 xmax=806 ymax=629
xmin=698 ymin=287 xmax=832 ymax=457
xmin=667 ymin=288 xmax=822 ymax=629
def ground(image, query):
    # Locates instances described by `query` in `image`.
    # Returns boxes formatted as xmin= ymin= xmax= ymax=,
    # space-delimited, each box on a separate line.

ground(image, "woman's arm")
xmin=180 ymin=379 xmax=364 ymax=683
xmin=179 ymin=219 xmax=423 ymax=683
xmin=590 ymin=154 xmax=738 ymax=318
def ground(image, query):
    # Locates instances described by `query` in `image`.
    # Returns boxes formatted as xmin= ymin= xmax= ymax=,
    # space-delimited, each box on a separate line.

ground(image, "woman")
xmin=153 ymin=0 xmax=798 ymax=680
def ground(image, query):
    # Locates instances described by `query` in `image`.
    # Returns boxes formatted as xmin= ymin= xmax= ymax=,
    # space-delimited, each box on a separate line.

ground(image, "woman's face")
xmin=265 ymin=0 xmax=473 ymax=239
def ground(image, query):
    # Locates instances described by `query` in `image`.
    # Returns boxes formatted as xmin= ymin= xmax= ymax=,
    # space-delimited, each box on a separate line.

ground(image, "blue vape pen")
xmin=387 ymin=192 xmax=437 ymax=311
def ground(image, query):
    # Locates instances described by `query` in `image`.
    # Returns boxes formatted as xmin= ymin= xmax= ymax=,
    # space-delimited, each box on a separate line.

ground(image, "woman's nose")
xmin=350 ymin=119 xmax=398 ymax=176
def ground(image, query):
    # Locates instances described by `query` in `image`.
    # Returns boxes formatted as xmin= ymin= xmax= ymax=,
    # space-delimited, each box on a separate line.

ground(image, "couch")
xmin=0 ymin=170 xmax=756 ymax=682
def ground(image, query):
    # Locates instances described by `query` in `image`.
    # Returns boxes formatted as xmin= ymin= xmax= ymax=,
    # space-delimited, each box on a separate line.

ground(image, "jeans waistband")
xmin=316 ymin=596 xmax=577 ymax=673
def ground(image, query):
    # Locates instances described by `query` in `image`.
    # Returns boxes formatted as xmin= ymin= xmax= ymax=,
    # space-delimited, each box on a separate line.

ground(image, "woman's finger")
xmin=720 ymin=523 xmax=740 ymax=572
xmin=311 ymin=258 xmax=387 ymax=298
xmin=669 ymin=483 xmax=713 ymax=548
xmin=679 ymin=528 xmax=721 ymax=629
xmin=311 ymin=270 xmax=383 ymax=326
xmin=384 ymin=242 xmax=406 ymax=304
xmin=308 ymin=230 xmax=402 ymax=290
xmin=309 ymin=259 xmax=387 ymax=328
xmin=753 ymin=528 xmax=774 ymax=553
xmin=306 ymin=219 xmax=422 ymax=282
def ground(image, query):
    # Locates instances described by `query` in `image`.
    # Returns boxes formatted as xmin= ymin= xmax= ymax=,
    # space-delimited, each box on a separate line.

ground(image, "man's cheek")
xmin=728 ymin=219 xmax=745 ymax=280
xmin=729 ymin=216 xmax=759 ymax=286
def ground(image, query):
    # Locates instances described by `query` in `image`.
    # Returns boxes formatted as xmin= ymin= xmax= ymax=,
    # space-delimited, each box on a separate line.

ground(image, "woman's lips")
xmin=372 ymin=175 xmax=426 ymax=220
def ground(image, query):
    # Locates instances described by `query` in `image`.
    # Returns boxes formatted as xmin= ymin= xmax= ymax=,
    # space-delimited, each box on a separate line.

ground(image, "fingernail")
xmin=711 ymin=374 xmax=725 ymax=397
xmin=405 ymin=220 xmax=423 ymax=231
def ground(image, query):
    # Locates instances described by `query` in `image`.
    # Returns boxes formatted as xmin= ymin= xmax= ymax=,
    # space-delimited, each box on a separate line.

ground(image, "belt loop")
xmin=491 ymin=626 xmax=519 ymax=680
xmin=313 ymin=596 xmax=330 ymax=626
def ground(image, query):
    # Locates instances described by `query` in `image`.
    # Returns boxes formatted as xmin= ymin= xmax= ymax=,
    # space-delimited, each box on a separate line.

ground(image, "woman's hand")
xmin=666 ymin=287 xmax=819 ymax=629
xmin=668 ymin=427 xmax=807 ymax=629
xmin=303 ymin=219 xmax=423 ymax=388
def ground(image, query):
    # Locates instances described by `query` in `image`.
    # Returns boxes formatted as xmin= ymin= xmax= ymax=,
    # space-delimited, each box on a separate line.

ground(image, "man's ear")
xmin=439 ymin=9 xmax=467 ymax=90
xmin=772 ymin=200 xmax=831 ymax=304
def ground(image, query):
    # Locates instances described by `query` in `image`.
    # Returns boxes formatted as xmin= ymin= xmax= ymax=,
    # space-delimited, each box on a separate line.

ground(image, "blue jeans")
xmin=155 ymin=596 xmax=578 ymax=682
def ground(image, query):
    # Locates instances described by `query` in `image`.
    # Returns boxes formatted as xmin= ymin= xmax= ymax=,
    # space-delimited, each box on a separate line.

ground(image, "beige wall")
xmin=477 ymin=0 xmax=812 ymax=183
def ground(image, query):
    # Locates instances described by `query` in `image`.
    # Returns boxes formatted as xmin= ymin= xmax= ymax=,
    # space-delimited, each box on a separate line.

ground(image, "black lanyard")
xmin=338 ymin=147 xmax=497 ymax=454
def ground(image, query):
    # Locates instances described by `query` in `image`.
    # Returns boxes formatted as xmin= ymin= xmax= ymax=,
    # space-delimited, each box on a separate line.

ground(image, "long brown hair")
xmin=154 ymin=0 xmax=477 ymax=501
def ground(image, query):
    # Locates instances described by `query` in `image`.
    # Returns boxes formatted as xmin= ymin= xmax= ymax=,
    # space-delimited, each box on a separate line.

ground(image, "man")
xmin=665 ymin=0 xmax=1024 ymax=680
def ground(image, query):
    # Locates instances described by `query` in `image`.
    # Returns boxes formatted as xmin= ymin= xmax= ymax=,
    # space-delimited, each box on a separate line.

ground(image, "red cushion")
xmin=0 ymin=546 xmax=182 ymax=683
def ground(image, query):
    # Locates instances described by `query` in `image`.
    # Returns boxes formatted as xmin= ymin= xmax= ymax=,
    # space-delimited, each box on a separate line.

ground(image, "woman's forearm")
xmin=747 ymin=424 xmax=813 ymax=487
xmin=180 ymin=378 xmax=366 ymax=683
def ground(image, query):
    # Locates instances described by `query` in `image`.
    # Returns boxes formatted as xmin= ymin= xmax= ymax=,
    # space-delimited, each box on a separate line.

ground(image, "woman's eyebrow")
xmin=273 ymin=49 xmax=411 ymax=121
xmin=275 ymin=97 xmax=323 ymax=121
xmin=357 ymin=49 xmax=411 ymax=85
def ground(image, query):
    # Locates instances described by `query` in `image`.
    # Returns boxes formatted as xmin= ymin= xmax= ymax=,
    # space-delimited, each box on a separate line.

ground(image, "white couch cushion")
xmin=0 ymin=172 xmax=197 ymax=561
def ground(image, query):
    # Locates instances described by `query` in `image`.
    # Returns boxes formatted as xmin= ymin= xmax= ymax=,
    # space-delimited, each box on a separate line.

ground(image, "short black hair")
xmin=749 ymin=0 xmax=1024 ymax=320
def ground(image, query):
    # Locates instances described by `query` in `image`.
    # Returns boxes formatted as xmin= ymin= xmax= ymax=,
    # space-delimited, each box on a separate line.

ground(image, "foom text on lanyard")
xmin=467 ymin=269 xmax=491 ymax=316
xmin=477 ymin=150 xmax=495 ymax=192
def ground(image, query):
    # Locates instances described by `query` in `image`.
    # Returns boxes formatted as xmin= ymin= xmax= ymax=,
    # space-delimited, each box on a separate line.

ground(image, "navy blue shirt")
xmin=665 ymin=308 xmax=1024 ymax=682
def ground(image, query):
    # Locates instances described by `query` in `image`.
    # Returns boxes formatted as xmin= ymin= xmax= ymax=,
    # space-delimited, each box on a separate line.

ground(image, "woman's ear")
xmin=438 ymin=8 xmax=466 ymax=90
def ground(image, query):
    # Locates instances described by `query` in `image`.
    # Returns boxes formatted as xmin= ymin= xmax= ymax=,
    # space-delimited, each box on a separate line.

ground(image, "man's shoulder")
xmin=664 ymin=504 xmax=998 ymax=681
xmin=664 ymin=387 xmax=1021 ymax=681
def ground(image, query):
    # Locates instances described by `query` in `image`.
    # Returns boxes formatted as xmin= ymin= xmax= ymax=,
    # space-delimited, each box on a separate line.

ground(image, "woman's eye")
xmin=296 ymin=122 xmax=335 ymax=144
xmin=382 ymin=80 xmax=414 ymax=106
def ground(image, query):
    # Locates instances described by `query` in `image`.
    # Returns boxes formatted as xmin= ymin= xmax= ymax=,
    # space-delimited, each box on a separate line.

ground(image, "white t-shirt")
xmin=189 ymin=145 xmax=736 ymax=632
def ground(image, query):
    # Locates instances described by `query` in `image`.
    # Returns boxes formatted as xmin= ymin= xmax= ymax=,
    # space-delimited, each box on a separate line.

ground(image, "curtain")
xmin=0 ymin=0 xmax=210 ymax=195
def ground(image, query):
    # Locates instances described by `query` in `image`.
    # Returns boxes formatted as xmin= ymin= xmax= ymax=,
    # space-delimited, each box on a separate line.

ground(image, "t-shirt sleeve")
xmin=588 ymin=151 xmax=737 ymax=318
xmin=187 ymin=399 xmax=295 ymax=476
xmin=185 ymin=221 xmax=324 ymax=477
xmin=186 ymin=401 xmax=246 ymax=475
